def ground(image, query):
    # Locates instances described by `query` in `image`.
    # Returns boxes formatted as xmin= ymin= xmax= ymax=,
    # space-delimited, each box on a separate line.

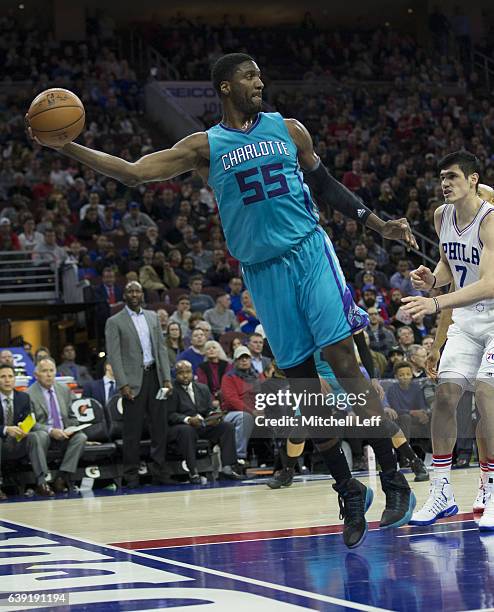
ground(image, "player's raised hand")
xmin=381 ymin=218 xmax=419 ymax=249
xmin=410 ymin=265 xmax=435 ymax=290
xmin=25 ymin=113 xmax=42 ymax=146
xmin=425 ymin=347 xmax=440 ymax=380
xmin=401 ymin=295 xmax=436 ymax=318
xmin=24 ymin=113 xmax=63 ymax=149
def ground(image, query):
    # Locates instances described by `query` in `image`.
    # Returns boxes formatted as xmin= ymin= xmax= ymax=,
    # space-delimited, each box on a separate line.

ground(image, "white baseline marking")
xmin=398 ymin=528 xmax=478 ymax=538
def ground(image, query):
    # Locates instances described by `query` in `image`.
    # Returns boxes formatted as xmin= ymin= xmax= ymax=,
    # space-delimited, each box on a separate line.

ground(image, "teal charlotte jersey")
xmin=206 ymin=112 xmax=363 ymax=369
xmin=207 ymin=112 xmax=318 ymax=265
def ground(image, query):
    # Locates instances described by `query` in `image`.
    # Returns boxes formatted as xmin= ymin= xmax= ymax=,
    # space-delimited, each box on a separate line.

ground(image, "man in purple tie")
xmin=28 ymin=357 xmax=87 ymax=493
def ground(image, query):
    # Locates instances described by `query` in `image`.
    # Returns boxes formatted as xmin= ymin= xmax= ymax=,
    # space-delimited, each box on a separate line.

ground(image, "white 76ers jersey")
xmin=440 ymin=201 xmax=494 ymax=335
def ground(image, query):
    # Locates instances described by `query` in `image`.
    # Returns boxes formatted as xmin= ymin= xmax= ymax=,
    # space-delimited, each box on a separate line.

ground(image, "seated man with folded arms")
xmin=168 ymin=360 xmax=242 ymax=484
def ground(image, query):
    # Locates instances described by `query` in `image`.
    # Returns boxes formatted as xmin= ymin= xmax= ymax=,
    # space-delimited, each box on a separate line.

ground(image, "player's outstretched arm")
xmin=285 ymin=118 xmax=418 ymax=249
xmin=402 ymin=213 xmax=494 ymax=317
xmin=28 ymin=123 xmax=208 ymax=187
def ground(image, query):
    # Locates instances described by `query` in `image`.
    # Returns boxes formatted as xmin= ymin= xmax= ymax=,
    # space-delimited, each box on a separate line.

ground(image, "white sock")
xmin=432 ymin=453 xmax=452 ymax=482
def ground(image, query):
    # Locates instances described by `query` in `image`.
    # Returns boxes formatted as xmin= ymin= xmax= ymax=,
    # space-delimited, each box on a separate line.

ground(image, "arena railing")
xmin=118 ymin=29 xmax=179 ymax=80
xmin=145 ymin=81 xmax=203 ymax=142
xmin=379 ymin=211 xmax=437 ymax=267
xmin=0 ymin=251 xmax=59 ymax=303
xmin=471 ymin=48 xmax=494 ymax=91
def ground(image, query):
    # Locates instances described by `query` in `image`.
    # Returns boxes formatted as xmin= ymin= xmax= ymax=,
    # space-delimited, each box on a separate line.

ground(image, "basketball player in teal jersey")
xmin=29 ymin=53 xmax=418 ymax=548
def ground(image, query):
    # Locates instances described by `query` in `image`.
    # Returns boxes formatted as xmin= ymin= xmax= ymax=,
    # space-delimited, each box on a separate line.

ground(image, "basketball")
xmin=27 ymin=88 xmax=85 ymax=147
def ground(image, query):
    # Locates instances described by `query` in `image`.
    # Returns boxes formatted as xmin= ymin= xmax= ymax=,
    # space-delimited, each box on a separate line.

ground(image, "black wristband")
xmin=431 ymin=274 xmax=437 ymax=289
xmin=304 ymin=161 xmax=372 ymax=224
xmin=432 ymin=297 xmax=440 ymax=314
xmin=353 ymin=330 xmax=375 ymax=379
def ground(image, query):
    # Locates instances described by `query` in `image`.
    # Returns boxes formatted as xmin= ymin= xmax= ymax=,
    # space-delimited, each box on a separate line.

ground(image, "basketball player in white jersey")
xmin=401 ymin=152 xmax=494 ymax=530
xmin=425 ymin=183 xmax=494 ymax=519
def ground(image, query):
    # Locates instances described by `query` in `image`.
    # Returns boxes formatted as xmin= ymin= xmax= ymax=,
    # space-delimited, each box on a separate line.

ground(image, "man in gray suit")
xmin=28 ymin=357 xmax=87 ymax=493
xmin=57 ymin=344 xmax=93 ymax=385
xmin=105 ymin=281 xmax=172 ymax=487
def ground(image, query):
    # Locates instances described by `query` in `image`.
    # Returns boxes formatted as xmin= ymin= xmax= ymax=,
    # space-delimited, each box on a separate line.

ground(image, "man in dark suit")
xmin=28 ymin=357 xmax=87 ymax=493
xmin=168 ymin=360 xmax=241 ymax=484
xmin=105 ymin=281 xmax=172 ymax=487
xmin=82 ymin=361 xmax=117 ymax=407
xmin=57 ymin=344 xmax=93 ymax=385
xmin=93 ymin=267 xmax=124 ymax=338
xmin=0 ymin=364 xmax=54 ymax=499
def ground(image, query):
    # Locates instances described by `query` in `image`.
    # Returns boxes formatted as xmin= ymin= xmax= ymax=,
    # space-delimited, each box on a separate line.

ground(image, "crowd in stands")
xmin=138 ymin=9 xmax=479 ymax=82
xmin=0 ymin=11 xmax=491 ymax=490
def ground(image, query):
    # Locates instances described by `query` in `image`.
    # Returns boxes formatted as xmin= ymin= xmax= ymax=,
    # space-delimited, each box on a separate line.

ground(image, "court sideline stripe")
xmin=2 ymin=519 xmax=392 ymax=612
xmin=110 ymin=511 xmax=475 ymax=549
xmin=398 ymin=527 xmax=479 ymax=538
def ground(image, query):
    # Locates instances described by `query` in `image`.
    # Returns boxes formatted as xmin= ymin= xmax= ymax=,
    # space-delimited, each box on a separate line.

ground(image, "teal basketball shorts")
xmin=242 ymin=227 xmax=369 ymax=369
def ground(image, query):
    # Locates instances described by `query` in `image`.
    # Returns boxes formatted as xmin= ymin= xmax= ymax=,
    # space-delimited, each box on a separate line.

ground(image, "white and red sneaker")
xmin=473 ymin=476 xmax=487 ymax=518
xmin=479 ymin=486 xmax=494 ymax=531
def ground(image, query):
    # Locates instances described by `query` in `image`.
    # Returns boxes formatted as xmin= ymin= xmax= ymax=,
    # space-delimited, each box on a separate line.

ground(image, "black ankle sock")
xmin=315 ymin=441 xmax=352 ymax=486
xmin=368 ymin=438 xmax=397 ymax=473
xmin=284 ymin=447 xmax=300 ymax=469
xmin=285 ymin=456 xmax=298 ymax=470
xmin=397 ymin=442 xmax=418 ymax=464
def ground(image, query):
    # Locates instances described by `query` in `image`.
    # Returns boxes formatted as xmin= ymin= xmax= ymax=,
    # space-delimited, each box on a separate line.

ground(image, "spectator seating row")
xmin=3 ymin=394 xmax=216 ymax=493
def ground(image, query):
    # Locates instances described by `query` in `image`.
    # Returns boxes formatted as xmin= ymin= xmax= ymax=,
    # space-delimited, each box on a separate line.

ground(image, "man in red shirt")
xmin=0 ymin=218 xmax=20 ymax=251
xmin=342 ymin=160 xmax=363 ymax=192
xmin=221 ymin=346 xmax=264 ymax=464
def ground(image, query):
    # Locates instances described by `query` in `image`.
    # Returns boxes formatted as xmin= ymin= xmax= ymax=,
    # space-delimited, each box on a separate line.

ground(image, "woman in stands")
xmin=165 ymin=322 xmax=184 ymax=369
xmin=197 ymin=340 xmax=232 ymax=401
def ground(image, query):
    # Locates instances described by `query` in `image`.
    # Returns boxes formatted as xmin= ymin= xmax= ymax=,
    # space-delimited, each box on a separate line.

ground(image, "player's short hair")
xmin=407 ymin=344 xmax=426 ymax=358
xmin=34 ymin=346 xmax=50 ymax=362
xmin=438 ymin=151 xmax=481 ymax=191
xmin=124 ymin=280 xmax=143 ymax=292
xmin=211 ymin=53 xmax=255 ymax=94
xmin=393 ymin=360 xmax=413 ymax=376
xmin=0 ymin=363 xmax=15 ymax=376
xmin=35 ymin=356 xmax=57 ymax=371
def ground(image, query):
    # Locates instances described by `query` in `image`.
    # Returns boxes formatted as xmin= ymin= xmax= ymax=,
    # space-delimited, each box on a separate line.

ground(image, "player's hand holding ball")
xmin=410 ymin=265 xmax=435 ymax=290
xmin=25 ymin=88 xmax=85 ymax=148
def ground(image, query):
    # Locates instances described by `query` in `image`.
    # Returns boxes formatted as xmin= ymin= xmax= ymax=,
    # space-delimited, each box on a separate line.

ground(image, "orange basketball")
xmin=27 ymin=88 xmax=85 ymax=147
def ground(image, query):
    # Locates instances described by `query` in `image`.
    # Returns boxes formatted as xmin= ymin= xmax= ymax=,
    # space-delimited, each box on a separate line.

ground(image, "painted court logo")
xmin=0 ymin=520 xmax=318 ymax=610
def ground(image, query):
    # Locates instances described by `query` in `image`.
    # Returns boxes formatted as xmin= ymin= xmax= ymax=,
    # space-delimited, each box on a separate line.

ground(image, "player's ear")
xmin=471 ymin=172 xmax=480 ymax=190
xmin=220 ymin=81 xmax=230 ymax=96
